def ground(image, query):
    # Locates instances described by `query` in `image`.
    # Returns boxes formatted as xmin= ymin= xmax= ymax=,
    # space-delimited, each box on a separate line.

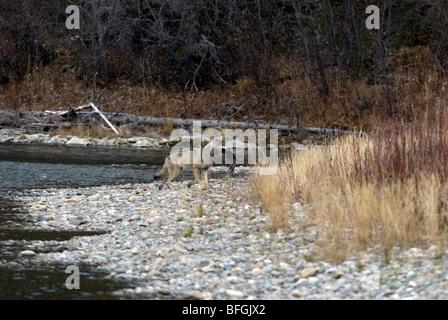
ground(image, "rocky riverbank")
xmin=0 ymin=128 xmax=170 ymax=148
xmin=0 ymin=127 xmax=308 ymax=152
xmin=6 ymin=172 xmax=448 ymax=300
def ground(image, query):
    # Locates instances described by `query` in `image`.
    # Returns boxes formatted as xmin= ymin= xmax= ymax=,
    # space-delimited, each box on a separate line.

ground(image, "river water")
xmin=0 ymin=143 xmax=168 ymax=299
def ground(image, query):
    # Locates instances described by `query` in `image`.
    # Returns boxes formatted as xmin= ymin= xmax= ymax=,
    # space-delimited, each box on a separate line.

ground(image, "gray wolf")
xmin=154 ymin=145 xmax=235 ymax=190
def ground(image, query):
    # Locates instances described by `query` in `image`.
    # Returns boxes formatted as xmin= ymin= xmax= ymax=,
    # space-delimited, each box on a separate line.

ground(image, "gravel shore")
xmin=0 ymin=128 xmax=168 ymax=148
xmin=6 ymin=169 xmax=448 ymax=300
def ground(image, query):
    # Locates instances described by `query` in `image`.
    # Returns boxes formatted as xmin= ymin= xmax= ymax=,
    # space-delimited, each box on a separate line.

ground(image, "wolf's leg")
xmin=155 ymin=160 xmax=168 ymax=189
xmin=165 ymin=165 xmax=181 ymax=190
xmin=188 ymin=168 xmax=201 ymax=187
xmin=158 ymin=178 xmax=167 ymax=190
xmin=202 ymin=169 xmax=209 ymax=188
xmin=154 ymin=162 xmax=168 ymax=180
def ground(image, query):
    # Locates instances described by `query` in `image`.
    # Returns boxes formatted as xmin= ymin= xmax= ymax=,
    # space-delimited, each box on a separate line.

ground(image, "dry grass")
xmin=160 ymin=119 xmax=175 ymax=137
xmin=54 ymin=122 xmax=117 ymax=139
xmin=272 ymin=46 xmax=448 ymax=130
xmin=251 ymin=173 xmax=289 ymax=232
xmin=0 ymin=63 xmax=251 ymax=120
xmin=253 ymin=113 xmax=448 ymax=262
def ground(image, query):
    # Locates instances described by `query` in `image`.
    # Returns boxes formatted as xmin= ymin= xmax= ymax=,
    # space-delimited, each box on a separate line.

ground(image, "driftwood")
xmin=0 ymin=107 xmax=363 ymax=137
xmin=44 ymin=103 xmax=119 ymax=135
xmin=88 ymin=103 xmax=119 ymax=135
xmin=44 ymin=104 xmax=91 ymax=116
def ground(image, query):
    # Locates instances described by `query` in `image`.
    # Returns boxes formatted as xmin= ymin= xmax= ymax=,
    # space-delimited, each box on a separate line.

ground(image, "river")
xmin=0 ymin=143 xmax=168 ymax=299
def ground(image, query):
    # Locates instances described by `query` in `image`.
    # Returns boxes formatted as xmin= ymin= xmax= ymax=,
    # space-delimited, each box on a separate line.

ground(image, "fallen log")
xmin=0 ymin=109 xmax=364 ymax=137
xmin=88 ymin=112 xmax=364 ymax=137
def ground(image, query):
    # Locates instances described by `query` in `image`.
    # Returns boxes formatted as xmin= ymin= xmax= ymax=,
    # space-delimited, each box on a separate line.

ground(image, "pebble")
xmin=19 ymin=250 xmax=36 ymax=257
xmin=291 ymin=290 xmax=302 ymax=298
xmin=251 ymin=268 xmax=263 ymax=276
xmin=301 ymin=267 xmax=318 ymax=278
xmin=225 ymin=289 xmax=244 ymax=298
xmin=295 ymin=278 xmax=311 ymax=288
xmin=185 ymin=290 xmax=209 ymax=300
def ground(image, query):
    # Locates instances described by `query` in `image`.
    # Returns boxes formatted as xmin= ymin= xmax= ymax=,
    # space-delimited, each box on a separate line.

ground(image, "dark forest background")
xmin=1 ymin=0 xmax=447 ymax=130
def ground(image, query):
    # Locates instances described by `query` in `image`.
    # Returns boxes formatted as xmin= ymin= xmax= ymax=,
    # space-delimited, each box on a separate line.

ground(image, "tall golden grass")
xmin=252 ymin=173 xmax=290 ymax=232
xmin=253 ymin=114 xmax=448 ymax=261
